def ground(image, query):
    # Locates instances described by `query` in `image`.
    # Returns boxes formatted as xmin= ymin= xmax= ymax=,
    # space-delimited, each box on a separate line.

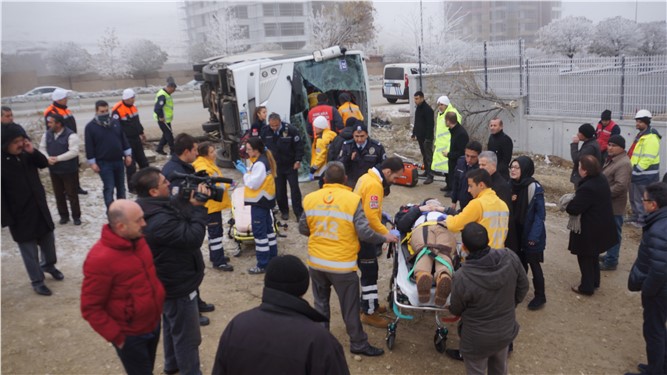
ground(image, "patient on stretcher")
xmin=396 ymin=199 xmax=457 ymax=307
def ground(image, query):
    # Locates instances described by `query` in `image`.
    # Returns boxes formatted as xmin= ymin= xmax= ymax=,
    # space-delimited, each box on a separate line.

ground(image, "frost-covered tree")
xmin=92 ymin=28 xmax=129 ymax=79
xmin=536 ymin=16 xmax=594 ymax=59
xmin=123 ymin=39 xmax=168 ymax=87
xmin=638 ymin=21 xmax=667 ymax=56
xmin=310 ymin=2 xmax=376 ymax=49
xmin=589 ymin=16 xmax=642 ymax=56
xmin=46 ymin=42 xmax=91 ymax=89
xmin=206 ymin=5 xmax=247 ymax=56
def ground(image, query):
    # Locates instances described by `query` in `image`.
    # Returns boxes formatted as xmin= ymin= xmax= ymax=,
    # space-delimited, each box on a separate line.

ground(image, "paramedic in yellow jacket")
xmin=237 ymin=137 xmax=277 ymax=275
xmin=628 ymin=109 xmax=661 ymax=226
xmin=445 ymin=168 xmax=509 ymax=249
xmin=431 ymin=95 xmax=462 ymax=176
xmin=338 ymin=93 xmax=364 ymax=125
xmin=354 ymin=157 xmax=405 ymax=329
xmin=310 ymin=116 xmax=337 ymax=179
xmin=193 ymin=141 xmax=235 ymax=271
xmin=299 ymin=161 xmax=398 ymax=357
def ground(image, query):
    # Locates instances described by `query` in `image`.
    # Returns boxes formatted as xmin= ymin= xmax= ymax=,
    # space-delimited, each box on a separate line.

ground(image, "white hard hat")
xmin=122 ymin=88 xmax=136 ymax=100
xmin=635 ymin=109 xmax=652 ymax=119
xmin=437 ymin=96 xmax=450 ymax=105
xmin=52 ymin=88 xmax=69 ymax=101
xmin=313 ymin=115 xmax=329 ymax=130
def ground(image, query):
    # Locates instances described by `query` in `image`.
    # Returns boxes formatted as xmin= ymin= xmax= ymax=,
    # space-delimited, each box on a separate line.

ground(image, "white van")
xmin=382 ymin=63 xmax=435 ymax=103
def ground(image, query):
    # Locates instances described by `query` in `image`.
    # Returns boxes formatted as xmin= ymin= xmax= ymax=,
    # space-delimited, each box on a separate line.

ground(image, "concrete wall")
xmin=412 ymin=72 xmax=667 ymax=177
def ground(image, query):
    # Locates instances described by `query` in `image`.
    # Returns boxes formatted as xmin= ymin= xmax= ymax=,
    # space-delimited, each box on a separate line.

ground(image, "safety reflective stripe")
xmin=244 ymin=190 xmax=276 ymax=202
xmin=361 ymin=285 xmax=377 ymax=292
xmin=304 ymin=210 xmax=354 ymax=222
xmin=632 ymin=169 xmax=659 ymax=175
xmin=362 ymin=293 xmax=379 ymax=300
xmin=308 ymin=255 xmax=357 ymax=269
xmin=483 ymin=211 xmax=509 ymax=218
xmin=634 ymin=153 xmax=658 ymax=159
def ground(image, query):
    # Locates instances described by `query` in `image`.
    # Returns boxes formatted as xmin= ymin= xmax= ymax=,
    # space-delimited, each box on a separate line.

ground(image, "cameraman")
xmin=132 ymin=167 xmax=208 ymax=375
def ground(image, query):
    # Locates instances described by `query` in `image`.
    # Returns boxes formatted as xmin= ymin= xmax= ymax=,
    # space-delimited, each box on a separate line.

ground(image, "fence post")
xmin=519 ymin=39 xmax=524 ymax=96
xmin=620 ymin=55 xmax=626 ymax=120
xmin=525 ymin=58 xmax=530 ymax=115
xmin=483 ymin=41 xmax=488 ymax=93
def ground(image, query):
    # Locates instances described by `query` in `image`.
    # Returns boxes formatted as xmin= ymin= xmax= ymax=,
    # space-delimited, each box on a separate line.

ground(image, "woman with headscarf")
xmin=508 ymin=156 xmax=547 ymax=310
xmin=565 ymin=155 xmax=617 ymax=296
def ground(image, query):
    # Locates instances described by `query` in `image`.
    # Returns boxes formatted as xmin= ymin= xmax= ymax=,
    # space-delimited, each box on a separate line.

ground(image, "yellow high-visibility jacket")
xmin=432 ymin=111 xmax=450 ymax=173
xmin=310 ymin=129 xmax=337 ymax=176
xmin=629 ymin=128 xmax=661 ymax=184
xmin=192 ymin=156 xmax=232 ymax=213
xmin=445 ymin=188 xmax=509 ymax=248
xmin=354 ymin=168 xmax=389 ymax=235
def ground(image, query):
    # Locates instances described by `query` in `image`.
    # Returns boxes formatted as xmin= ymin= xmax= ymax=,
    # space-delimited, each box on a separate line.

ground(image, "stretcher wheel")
xmin=386 ymin=332 xmax=395 ymax=350
xmin=434 ymin=329 xmax=447 ymax=353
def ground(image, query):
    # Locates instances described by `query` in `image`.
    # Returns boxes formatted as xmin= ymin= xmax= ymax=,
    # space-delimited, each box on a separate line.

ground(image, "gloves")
xmin=234 ymin=160 xmax=247 ymax=174
xmin=308 ymin=173 xmax=315 ymax=181
xmin=389 ymin=229 xmax=400 ymax=238
xmin=309 ymin=166 xmax=318 ymax=175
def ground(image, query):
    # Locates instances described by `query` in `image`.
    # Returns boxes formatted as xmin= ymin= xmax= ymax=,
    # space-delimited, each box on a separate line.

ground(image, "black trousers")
xmin=576 ymin=254 xmax=600 ymax=294
xmin=126 ymin=137 xmax=149 ymax=189
xmin=417 ymin=138 xmax=433 ymax=176
xmin=519 ymin=251 xmax=545 ymax=298
xmin=445 ymin=158 xmax=457 ymax=191
xmin=114 ymin=324 xmax=161 ymax=375
xmin=642 ymin=292 xmax=667 ymax=375
xmin=358 ymin=241 xmax=380 ymax=314
xmin=275 ymin=169 xmax=303 ymax=218
xmin=157 ymin=122 xmax=174 ymax=154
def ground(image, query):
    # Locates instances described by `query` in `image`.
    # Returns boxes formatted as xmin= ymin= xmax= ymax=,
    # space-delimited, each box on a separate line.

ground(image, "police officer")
xmin=260 ymin=113 xmax=305 ymax=221
xmin=337 ymin=124 xmax=386 ymax=188
xmin=154 ymin=78 xmax=177 ymax=155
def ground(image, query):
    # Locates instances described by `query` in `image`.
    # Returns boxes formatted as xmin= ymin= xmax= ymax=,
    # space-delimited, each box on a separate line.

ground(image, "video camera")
xmin=169 ymin=171 xmax=234 ymax=203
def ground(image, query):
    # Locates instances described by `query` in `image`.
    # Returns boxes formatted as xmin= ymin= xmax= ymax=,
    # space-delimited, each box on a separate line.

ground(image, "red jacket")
xmin=81 ymin=225 xmax=165 ymax=346
xmin=595 ymin=120 xmax=619 ymax=153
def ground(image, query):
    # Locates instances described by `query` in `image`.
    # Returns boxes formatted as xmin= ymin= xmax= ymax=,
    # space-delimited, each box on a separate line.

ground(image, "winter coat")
xmin=337 ymin=138 xmax=386 ymax=188
xmin=566 ymin=174 xmax=617 ymax=256
xmin=511 ymin=182 xmax=547 ymax=253
xmin=1 ymin=149 xmax=54 ymax=242
xmin=81 ymin=225 xmax=165 ymax=346
xmin=136 ymin=197 xmax=206 ymax=299
xmin=628 ymin=207 xmax=667 ymax=297
xmin=260 ymin=122 xmax=305 ymax=171
xmin=602 ymin=152 xmax=632 ymax=216
xmin=192 ymin=156 xmax=232 ymax=214
xmin=449 ymin=248 xmax=529 ymax=360
xmin=490 ymin=172 xmax=512 ymax=209
xmin=413 ymin=101 xmax=435 ymax=141
xmin=162 ymin=154 xmax=195 ymax=189
xmin=570 ymin=138 xmax=601 ymax=185
xmin=451 ymin=156 xmax=478 ymax=209
xmin=212 ymin=288 xmax=349 ymax=375
xmin=327 ymin=125 xmax=354 ymax=163
xmin=488 ymin=130 xmax=513 ymax=180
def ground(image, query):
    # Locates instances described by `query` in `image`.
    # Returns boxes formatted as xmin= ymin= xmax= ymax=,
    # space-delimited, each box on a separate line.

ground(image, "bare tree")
xmin=92 ymin=28 xmax=129 ymax=81
xmin=537 ymin=16 xmax=594 ymax=59
xmin=123 ymin=39 xmax=168 ymax=87
xmin=589 ymin=16 xmax=642 ymax=57
xmin=638 ymin=21 xmax=667 ymax=56
xmin=310 ymin=2 xmax=376 ymax=49
xmin=206 ymin=5 xmax=247 ymax=56
xmin=46 ymin=42 xmax=91 ymax=89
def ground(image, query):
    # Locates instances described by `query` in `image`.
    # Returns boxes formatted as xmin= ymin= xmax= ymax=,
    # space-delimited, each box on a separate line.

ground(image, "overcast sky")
xmin=1 ymin=1 xmax=665 ymax=61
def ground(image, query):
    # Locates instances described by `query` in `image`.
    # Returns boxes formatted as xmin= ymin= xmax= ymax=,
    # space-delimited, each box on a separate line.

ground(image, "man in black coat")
xmin=444 ymin=112 xmax=470 ymax=194
xmin=1 ymin=123 xmax=63 ymax=296
xmin=479 ymin=151 xmax=512 ymax=208
xmin=133 ymin=167 xmax=208 ymax=375
xmin=212 ymin=255 xmax=349 ymax=375
xmin=260 ymin=113 xmax=305 ymax=221
xmin=570 ymin=123 xmax=601 ymax=187
xmin=450 ymin=141 xmax=482 ymax=211
xmin=487 ymin=118 xmax=513 ymax=181
xmin=336 ymin=124 xmax=386 ymax=188
xmin=627 ymin=182 xmax=667 ymax=375
xmin=411 ymin=91 xmax=435 ymax=184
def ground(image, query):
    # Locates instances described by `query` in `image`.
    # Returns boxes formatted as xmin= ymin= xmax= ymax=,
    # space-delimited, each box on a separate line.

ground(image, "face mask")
xmin=96 ymin=114 xmax=110 ymax=126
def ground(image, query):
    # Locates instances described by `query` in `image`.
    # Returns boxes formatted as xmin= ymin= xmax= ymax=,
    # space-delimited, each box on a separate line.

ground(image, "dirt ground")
xmin=1 ymin=116 xmax=649 ymax=374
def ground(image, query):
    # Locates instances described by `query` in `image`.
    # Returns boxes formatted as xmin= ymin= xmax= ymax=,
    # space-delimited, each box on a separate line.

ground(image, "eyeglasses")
xmin=510 ymin=166 xmax=520 ymax=170
xmin=642 ymin=199 xmax=654 ymax=202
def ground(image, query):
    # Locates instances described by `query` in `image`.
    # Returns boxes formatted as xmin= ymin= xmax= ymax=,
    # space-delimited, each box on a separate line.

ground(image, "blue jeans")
xmin=642 ymin=291 xmax=667 ymax=375
xmin=602 ymin=215 xmax=624 ymax=267
xmin=98 ymin=160 xmax=126 ymax=208
xmin=163 ymin=294 xmax=202 ymax=375
xmin=250 ymin=206 xmax=277 ymax=269
xmin=114 ymin=323 xmax=160 ymax=375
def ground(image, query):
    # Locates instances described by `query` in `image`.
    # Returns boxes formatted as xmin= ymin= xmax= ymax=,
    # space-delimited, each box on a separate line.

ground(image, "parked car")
xmin=382 ymin=64 xmax=437 ymax=103
xmin=20 ymin=86 xmax=67 ymax=98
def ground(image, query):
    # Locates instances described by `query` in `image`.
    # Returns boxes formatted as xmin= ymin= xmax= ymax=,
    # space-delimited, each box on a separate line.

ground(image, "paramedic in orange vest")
xmin=354 ymin=157 xmax=404 ymax=329
xmin=43 ymin=88 xmax=87 ymax=195
xmin=337 ymin=92 xmax=364 ymax=126
xmin=595 ymin=109 xmax=620 ymax=161
xmin=299 ymin=161 xmax=397 ymax=357
xmin=307 ymin=93 xmax=344 ymax=139
xmin=237 ymin=137 xmax=278 ymax=275
xmin=113 ymin=89 xmax=149 ymax=193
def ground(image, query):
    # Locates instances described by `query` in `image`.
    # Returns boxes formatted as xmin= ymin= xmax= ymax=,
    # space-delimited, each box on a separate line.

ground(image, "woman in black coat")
xmin=566 ymin=155 xmax=617 ymax=295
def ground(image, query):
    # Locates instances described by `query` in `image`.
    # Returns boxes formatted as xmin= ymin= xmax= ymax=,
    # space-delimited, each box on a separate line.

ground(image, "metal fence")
xmin=451 ymin=40 xmax=667 ymax=119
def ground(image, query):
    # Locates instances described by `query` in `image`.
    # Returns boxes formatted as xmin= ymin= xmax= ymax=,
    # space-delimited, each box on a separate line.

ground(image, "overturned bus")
xmin=193 ymin=46 xmax=371 ymax=168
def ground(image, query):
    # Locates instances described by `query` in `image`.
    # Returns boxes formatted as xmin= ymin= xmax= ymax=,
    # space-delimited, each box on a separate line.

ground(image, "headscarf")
xmin=510 ymin=156 xmax=536 ymax=226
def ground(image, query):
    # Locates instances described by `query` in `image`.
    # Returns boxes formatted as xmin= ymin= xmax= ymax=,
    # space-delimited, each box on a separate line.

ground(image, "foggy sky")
xmin=2 ymin=1 xmax=665 ymax=62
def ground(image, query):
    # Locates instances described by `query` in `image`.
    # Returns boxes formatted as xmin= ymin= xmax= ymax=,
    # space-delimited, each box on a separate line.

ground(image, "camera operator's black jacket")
xmin=162 ymin=155 xmax=196 ymax=189
xmin=137 ymin=196 xmax=206 ymax=299
xmin=260 ymin=122 xmax=305 ymax=172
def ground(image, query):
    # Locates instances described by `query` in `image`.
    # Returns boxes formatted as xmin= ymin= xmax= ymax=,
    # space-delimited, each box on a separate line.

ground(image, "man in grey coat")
xmin=449 ymin=223 xmax=528 ymax=375
xmin=600 ymin=135 xmax=632 ymax=271
xmin=570 ymin=123 xmax=601 ymax=187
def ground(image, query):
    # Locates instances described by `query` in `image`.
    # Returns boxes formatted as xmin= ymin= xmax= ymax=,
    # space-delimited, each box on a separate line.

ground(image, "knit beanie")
xmin=578 ymin=123 xmax=595 ymax=139
xmin=264 ymin=255 xmax=309 ymax=297
xmin=608 ymin=135 xmax=626 ymax=149
xmin=600 ymin=110 xmax=612 ymax=121
xmin=2 ymin=123 xmax=26 ymax=150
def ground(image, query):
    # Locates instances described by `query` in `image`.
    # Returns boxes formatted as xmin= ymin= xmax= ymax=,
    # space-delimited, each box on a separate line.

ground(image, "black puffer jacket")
xmin=136 ymin=196 xmax=206 ymax=299
xmin=628 ymin=207 xmax=667 ymax=296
